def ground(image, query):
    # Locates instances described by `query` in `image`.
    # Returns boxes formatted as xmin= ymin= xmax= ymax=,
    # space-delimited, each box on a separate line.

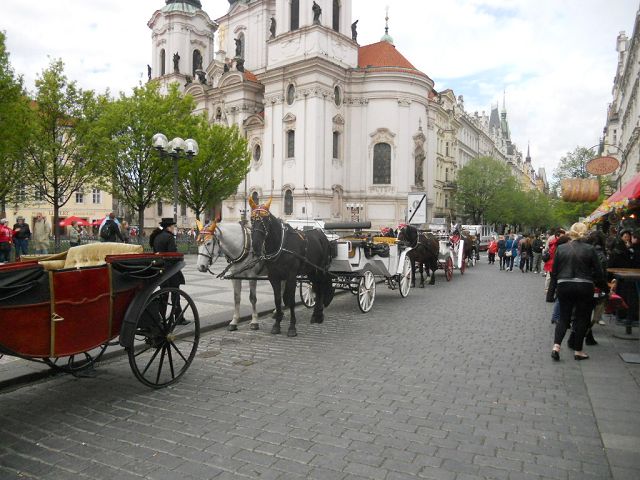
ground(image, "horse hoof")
xmin=271 ymin=326 xmax=281 ymax=335
xmin=228 ymin=324 xmax=238 ymax=332
xmin=311 ymin=315 xmax=324 ymax=324
xmin=419 ymin=284 xmax=425 ymax=289
xmin=249 ymin=323 xmax=260 ymax=331
xmin=287 ymin=329 xmax=298 ymax=337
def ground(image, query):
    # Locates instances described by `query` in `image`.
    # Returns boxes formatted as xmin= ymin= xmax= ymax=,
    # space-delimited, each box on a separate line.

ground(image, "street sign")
xmin=586 ymin=156 xmax=620 ymax=176
xmin=407 ymin=193 xmax=427 ymax=225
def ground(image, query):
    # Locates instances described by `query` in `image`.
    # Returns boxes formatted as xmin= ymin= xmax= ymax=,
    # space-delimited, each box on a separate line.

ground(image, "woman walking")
xmin=488 ymin=236 xmax=498 ymax=264
xmin=547 ymin=223 xmax=607 ymax=361
xmin=497 ymin=235 xmax=507 ymax=270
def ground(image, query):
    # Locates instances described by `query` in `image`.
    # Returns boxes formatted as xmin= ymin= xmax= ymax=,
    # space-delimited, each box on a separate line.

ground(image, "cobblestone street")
xmin=1 ymin=261 xmax=639 ymax=480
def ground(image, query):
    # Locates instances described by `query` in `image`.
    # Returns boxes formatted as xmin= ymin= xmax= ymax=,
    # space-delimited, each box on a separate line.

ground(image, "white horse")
xmin=196 ymin=221 xmax=261 ymax=331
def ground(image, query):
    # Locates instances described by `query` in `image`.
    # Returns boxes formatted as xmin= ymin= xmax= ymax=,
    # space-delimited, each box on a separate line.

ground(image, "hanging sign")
xmin=586 ymin=156 xmax=620 ymax=176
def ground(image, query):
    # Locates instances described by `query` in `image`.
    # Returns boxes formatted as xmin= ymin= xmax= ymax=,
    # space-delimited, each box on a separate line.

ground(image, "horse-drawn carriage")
xmin=0 ymin=243 xmax=199 ymax=388
xmin=298 ymin=222 xmax=413 ymax=313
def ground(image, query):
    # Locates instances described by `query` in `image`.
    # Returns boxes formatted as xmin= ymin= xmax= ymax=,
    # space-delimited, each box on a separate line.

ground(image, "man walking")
xmin=32 ymin=213 xmax=51 ymax=255
xmin=12 ymin=216 xmax=31 ymax=261
xmin=531 ymin=234 xmax=544 ymax=273
xmin=99 ymin=212 xmax=124 ymax=243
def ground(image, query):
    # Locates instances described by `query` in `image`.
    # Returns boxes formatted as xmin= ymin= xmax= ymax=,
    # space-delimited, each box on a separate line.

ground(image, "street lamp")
xmin=152 ymin=133 xmax=199 ymax=224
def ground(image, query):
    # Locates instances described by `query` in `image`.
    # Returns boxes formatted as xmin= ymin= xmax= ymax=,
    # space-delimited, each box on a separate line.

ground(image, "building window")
xmin=15 ymin=186 xmax=26 ymax=203
xmin=192 ymin=49 xmax=202 ymax=76
xmin=445 ymin=196 xmax=449 ymax=208
xmin=332 ymin=0 xmax=340 ymax=31
xmin=253 ymin=144 xmax=261 ymax=163
xmin=181 ymin=203 xmax=187 ymax=216
xmin=75 ymin=191 xmax=84 ymax=204
xmin=251 ymin=191 xmax=259 ymax=205
xmin=333 ymin=131 xmax=340 ymax=159
xmin=334 ymin=86 xmax=341 ymax=106
xmin=373 ymin=143 xmax=391 ymax=184
xmin=157 ymin=200 xmax=163 ymax=216
xmin=445 ymin=142 xmax=449 ymax=157
xmin=287 ymin=130 xmax=295 ymax=158
xmin=445 ymin=168 xmax=449 ymax=182
xmin=160 ymin=49 xmax=166 ymax=76
xmin=290 ymin=0 xmax=300 ymax=31
xmin=286 ymin=84 xmax=296 ymax=105
xmin=284 ymin=189 xmax=293 ymax=215
xmin=92 ymin=189 xmax=101 ymax=204
xmin=34 ymin=185 xmax=45 ymax=202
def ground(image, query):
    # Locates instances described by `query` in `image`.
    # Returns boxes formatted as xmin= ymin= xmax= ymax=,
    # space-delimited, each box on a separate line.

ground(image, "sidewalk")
xmin=0 ymin=255 xmax=276 ymax=387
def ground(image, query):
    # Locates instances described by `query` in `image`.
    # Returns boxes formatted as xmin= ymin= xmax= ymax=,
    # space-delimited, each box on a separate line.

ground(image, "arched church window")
xmin=251 ymin=191 xmax=260 ymax=205
xmin=333 ymin=0 xmax=340 ymax=32
xmin=286 ymin=84 xmax=296 ymax=105
xmin=287 ymin=130 xmax=296 ymax=158
xmin=334 ymin=86 xmax=341 ymax=106
xmin=160 ymin=49 xmax=166 ymax=76
xmin=192 ymin=49 xmax=203 ymax=76
xmin=284 ymin=190 xmax=294 ymax=215
xmin=290 ymin=0 xmax=300 ymax=31
xmin=373 ymin=143 xmax=391 ymax=184
xmin=253 ymin=144 xmax=261 ymax=163
xmin=237 ymin=33 xmax=245 ymax=59
xmin=333 ymin=132 xmax=340 ymax=160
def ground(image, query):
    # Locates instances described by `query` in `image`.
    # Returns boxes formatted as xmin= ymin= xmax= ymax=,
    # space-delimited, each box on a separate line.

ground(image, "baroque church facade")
xmin=148 ymin=0 xmax=541 ymax=227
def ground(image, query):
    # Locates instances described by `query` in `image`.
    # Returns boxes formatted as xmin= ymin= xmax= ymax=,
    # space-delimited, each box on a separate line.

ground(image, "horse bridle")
xmin=251 ymin=213 xmax=287 ymax=261
xmin=197 ymin=223 xmax=251 ymax=275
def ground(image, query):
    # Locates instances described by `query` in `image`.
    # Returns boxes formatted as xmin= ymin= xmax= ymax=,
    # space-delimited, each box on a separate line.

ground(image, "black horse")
xmin=250 ymin=199 xmax=333 ymax=337
xmin=398 ymin=225 xmax=439 ymax=287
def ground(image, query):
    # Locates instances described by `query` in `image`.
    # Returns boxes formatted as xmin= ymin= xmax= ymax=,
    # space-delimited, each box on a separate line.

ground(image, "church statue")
xmin=236 ymin=58 xmax=245 ymax=72
xmin=223 ymin=63 xmax=230 ymax=73
xmin=415 ymin=153 xmax=425 ymax=187
xmin=173 ymin=52 xmax=180 ymax=73
xmin=147 ymin=64 xmax=152 ymax=81
xmin=184 ymin=75 xmax=192 ymax=86
xmin=196 ymin=70 xmax=207 ymax=85
xmin=234 ymin=37 xmax=242 ymax=58
xmin=312 ymin=1 xmax=322 ymax=24
xmin=351 ymin=20 xmax=358 ymax=42
xmin=270 ymin=17 xmax=276 ymax=38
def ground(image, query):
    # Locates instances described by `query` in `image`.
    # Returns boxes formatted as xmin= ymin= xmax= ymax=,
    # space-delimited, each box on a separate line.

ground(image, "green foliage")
xmin=0 ymin=31 xmax=30 ymax=216
xmin=179 ymin=119 xmax=250 ymax=221
xmin=455 ymin=156 xmax=519 ymax=224
xmin=23 ymin=59 xmax=102 ymax=244
xmin=552 ymin=146 xmax=596 ymax=192
xmin=92 ymin=82 xmax=198 ymax=230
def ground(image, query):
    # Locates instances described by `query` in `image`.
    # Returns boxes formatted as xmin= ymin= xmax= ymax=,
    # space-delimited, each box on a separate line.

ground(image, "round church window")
xmin=334 ymin=86 xmax=342 ymax=106
xmin=286 ymin=84 xmax=296 ymax=105
xmin=253 ymin=144 xmax=261 ymax=163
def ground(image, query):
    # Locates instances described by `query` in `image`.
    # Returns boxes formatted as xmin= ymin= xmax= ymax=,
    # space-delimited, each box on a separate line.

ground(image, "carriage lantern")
xmin=152 ymin=133 xmax=199 ymax=224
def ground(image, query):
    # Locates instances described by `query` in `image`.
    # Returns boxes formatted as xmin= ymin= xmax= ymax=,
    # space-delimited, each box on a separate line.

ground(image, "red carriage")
xmin=0 ymin=243 xmax=199 ymax=388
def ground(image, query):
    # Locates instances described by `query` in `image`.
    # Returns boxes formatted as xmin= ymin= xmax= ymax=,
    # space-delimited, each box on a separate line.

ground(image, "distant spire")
xmin=526 ymin=142 xmax=532 ymax=162
xmin=501 ymin=89 xmax=506 ymax=113
xmin=381 ymin=6 xmax=394 ymax=44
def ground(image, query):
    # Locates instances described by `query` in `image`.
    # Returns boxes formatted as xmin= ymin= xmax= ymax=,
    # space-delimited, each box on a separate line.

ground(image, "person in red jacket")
xmin=487 ymin=236 xmax=498 ymax=264
xmin=0 ymin=218 xmax=14 ymax=263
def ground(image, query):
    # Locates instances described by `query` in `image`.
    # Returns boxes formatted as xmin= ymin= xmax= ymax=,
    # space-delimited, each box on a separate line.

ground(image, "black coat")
xmin=12 ymin=223 xmax=31 ymax=240
xmin=152 ymin=229 xmax=185 ymax=286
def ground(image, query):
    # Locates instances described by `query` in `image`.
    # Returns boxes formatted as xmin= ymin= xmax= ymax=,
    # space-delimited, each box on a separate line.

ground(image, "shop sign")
xmin=586 ymin=156 xmax=620 ymax=176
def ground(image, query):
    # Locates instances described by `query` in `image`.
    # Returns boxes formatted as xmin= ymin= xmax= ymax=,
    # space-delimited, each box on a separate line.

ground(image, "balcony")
xmin=443 ymin=181 xmax=457 ymax=191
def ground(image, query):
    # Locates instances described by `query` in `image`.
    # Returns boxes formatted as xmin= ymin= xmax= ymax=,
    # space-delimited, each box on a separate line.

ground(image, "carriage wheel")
xmin=44 ymin=342 xmax=110 ymax=376
xmin=445 ymin=257 xmax=453 ymax=282
xmin=358 ymin=271 xmax=376 ymax=313
xmin=299 ymin=282 xmax=316 ymax=308
xmin=128 ymin=287 xmax=200 ymax=388
xmin=399 ymin=256 xmax=412 ymax=298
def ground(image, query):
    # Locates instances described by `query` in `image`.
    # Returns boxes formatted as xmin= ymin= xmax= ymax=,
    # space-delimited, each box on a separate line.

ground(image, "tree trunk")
xmin=138 ymin=207 xmax=145 ymax=238
xmin=53 ymin=203 xmax=60 ymax=253
xmin=0 ymin=198 xmax=6 ymax=219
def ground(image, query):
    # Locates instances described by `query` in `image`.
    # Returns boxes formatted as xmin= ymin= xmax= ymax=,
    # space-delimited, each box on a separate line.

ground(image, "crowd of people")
xmin=487 ymin=232 xmax=546 ymax=273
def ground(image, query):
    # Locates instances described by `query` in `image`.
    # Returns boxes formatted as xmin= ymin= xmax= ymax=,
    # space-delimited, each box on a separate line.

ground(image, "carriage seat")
xmin=38 ymin=243 xmax=143 ymax=271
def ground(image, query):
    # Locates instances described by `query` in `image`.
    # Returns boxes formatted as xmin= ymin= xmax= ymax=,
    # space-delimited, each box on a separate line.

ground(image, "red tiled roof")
xmin=358 ymin=41 xmax=418 ymax=70
xmin=244 ymin=69 xmax=259 ymax=83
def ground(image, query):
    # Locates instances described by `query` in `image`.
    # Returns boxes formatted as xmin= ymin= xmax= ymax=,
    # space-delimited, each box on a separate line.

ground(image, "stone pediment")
xmin=283 ymin=112 xmax=297 ymax=124
xmin=244 ymin=114 xmax=265 ymax=129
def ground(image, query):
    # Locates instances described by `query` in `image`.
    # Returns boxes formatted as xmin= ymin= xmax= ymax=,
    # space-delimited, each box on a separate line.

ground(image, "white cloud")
xmin=2 ymin=0 xmax=638 ymax=175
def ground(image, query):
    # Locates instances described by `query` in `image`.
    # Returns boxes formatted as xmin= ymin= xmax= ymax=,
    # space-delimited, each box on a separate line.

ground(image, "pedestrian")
xmin=544 ymin=228 xmax=564 ymax=291
xmin=121 ymin=221 xmax=131 ymax=244
xmin=531 ymin=234 xmax=544 ymax=273
xmin=99 ymin=212 xmax=124 ymax=243
xmin=549 ymin=234 xmax=571 ymax=324
xmin=69 ymin=220 xmax=82 ymax=247
xmin=608 ymin=230 xmax=638 ymax=328
xmin=518 ymin=235 xmax=530 ymax=273
xmin=547 ymin=223 xmax=607 ymax=361
xmin=584 ymin=230 xmax=608 ymax=345
xmin=497 ymin=235 xmax=507 ymax=270
xmin=0 ymin=218 xmax=13 ymax=263
xmin=12 ymin=216 xmax=31 ymax=261
xmin=506 ymin=233 xmax=518 ymax=272
xmin=487 ymin=236 xmax=498 ymax=264
xmin=32 ymin=213 xmax=51 ymax=255
xmin=150 ymin=218 xmax=188 ymax=325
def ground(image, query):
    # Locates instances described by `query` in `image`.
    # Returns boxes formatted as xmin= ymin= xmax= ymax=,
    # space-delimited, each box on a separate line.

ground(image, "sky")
xmin=2 ymin=0 xmax=638 ymax=176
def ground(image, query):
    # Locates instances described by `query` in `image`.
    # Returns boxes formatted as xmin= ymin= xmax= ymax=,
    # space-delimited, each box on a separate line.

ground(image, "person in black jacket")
xmin=12 ymin=216 xmax=31 ymax=261
xmin=547 ymin=223 xmax=607 ymax=361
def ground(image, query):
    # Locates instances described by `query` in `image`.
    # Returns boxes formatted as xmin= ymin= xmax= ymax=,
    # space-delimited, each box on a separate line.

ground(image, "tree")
xmin=0 ymin=31 xmax=30 ymax=218
xmin=455 ymin=156 xmax=520 ymax=224
xmin=24 ymin=59 xmax=102 ymax=248
xmin=179 ymin=120 xmax=250 ymax=221
xmin=553 ymin=146 xmax=595 ymax=184
xmin=93 ymin=82 xmax=197 ymax=231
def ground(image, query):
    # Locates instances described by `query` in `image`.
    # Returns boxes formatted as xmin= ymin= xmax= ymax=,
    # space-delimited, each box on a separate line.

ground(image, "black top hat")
xmin=160 ymin=218 xmax=177 ymax=228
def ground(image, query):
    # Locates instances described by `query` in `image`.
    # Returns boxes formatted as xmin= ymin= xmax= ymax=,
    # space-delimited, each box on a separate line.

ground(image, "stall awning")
xmin=586 ymin=172 xmax=640 ymax=224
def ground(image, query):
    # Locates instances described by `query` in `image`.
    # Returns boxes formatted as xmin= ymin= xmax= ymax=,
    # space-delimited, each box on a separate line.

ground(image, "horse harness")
xmin=198 ymin=222 xmax=252 ymax=277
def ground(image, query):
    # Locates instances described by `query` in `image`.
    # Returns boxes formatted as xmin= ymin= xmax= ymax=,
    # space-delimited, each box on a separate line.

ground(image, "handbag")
xmin=505 ymin=250 xmax=512 ymax=257
xmin=542 ymin=249 xmax=551 ymax=262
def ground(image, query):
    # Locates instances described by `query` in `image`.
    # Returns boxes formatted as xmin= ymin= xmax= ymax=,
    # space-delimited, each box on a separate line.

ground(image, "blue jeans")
xmin=14 ymin=238 xmax=28 ymax=258
xmin=551 ymin=299 xmax=560 ymax=323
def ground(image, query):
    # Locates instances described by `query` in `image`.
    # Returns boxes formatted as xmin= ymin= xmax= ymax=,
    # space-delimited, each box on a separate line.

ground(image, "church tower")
xmin=148 ymin=0 xmax=218 ymax=88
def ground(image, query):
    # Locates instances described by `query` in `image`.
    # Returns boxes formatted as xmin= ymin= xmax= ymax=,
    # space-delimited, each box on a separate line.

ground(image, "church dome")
xmin=162 ymin=0 xmax=201 ymax=13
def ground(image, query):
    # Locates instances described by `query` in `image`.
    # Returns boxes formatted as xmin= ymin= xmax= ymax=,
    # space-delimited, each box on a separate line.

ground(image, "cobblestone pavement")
xmin=1 ymin=260 xmax=639 ymax=480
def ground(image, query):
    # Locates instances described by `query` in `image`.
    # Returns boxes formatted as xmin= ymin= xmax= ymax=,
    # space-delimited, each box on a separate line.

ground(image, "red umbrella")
xmin=58 ymin=216 xmax=91 ymax=227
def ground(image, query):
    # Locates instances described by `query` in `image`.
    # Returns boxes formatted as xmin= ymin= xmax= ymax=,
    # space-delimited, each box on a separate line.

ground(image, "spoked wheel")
xmin=358 ymin=271 xmax=376 ymax=313
xmin=128 ymin=287 xmax=200 ymax=388
xmin=399 ymin=256 xmax=412 ymax=298
xmin=445 ymin=257 xmax=453 ymax=282
xmin=299 ymin=282 xmax=316 ymax=308
xmin=44 ymin=343 xmax=110 ymax=376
